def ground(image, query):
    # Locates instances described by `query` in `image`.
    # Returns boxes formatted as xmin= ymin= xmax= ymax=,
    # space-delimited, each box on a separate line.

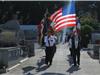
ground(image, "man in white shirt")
xmin=44 ymin=31 xmax=57 ymax=66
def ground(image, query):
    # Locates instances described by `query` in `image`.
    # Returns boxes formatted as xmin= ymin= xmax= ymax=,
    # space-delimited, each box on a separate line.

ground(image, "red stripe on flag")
xmin=56 ymin=15 xmax=76 ymax=23
xmin=50 ymin=8 xmax=62 ymax=22
xmin=54 ymin=20 xmax=76 ymax=28
xmin=54 ymin=13 xmax=62 ymax=23
xmin=54 ymin=24 xmax=76 ymax=32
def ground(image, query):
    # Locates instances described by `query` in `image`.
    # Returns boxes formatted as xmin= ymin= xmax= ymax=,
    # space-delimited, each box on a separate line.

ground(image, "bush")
xmin=81 ymin=25 xmax=94 ymax=48
xmin=81 ymin=24 xmax=94 ymax=35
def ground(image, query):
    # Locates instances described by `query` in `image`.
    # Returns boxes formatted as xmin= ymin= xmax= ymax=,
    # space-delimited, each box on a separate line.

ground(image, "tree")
xmin=79 ymin=12 xmax=96 ymax=47
xmin=81 ymin=24 xmax=94 ymax=47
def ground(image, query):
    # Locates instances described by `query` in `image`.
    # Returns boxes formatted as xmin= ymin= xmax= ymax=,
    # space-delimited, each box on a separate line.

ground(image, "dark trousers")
xmin=45 ymin=46 xmax=56 ymax=65
xmin=72 ymin=48 xmax=80 ymax=65
xmin=69 ymin=48 xmax=73 ymax=56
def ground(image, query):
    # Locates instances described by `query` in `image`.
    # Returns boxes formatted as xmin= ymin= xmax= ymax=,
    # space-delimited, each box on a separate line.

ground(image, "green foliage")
xmin=81 ymin=24 xmax=94 ymax=35
xmin=81 ymin=24 xmax=94 ymax=47
xmin=79 ymin=12 xmax=99 ymax=29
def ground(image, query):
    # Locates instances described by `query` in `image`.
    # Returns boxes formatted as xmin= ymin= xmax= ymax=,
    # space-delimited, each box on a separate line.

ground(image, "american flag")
xmin=50 ymin=1 xmax=76 ymax=32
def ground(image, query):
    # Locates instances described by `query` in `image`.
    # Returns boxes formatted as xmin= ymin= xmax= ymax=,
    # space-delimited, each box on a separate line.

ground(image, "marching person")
xmin=44 ymin=30 xmax=57 ymax=66
xmin=69 ymin=31 xmax=81 ymax=66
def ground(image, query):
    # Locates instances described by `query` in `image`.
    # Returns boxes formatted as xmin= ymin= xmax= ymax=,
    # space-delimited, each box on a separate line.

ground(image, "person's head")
xmin=47 ymin=31 xmax=52 ymax=36
xmin=51 ymin=31 xmax=55 ymax=35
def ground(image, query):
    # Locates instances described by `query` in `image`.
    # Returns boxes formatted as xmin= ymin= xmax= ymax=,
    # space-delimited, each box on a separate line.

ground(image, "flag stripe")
xmin=54 ymin=22 xmax=76 ymax=30
xmin=54 ymin=23 xmax=76 ymax=32
xmin=54 ymin=13 xmax=62 ymax=23
xmin=56 ymin=18 xmax=76 ymax=26
xmin=54 ymin=20 xmax=76 ymax=28
xmin=55 ymin=17 xmax=76 ymax=26
xmin=50 ymin=8 xmax=62 ymax=22
xmin=56 ymin=14 xmax=76 ymax=23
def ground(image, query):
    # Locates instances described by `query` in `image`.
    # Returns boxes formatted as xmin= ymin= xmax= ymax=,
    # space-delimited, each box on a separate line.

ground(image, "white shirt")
xmin=44 ymin=35 xmax=56 ymax=47
xmin=69 ymin=38 xmax=72 ymax=48
xmin=52 ymin=35 xmax=57 ymax=41
xmin=75 ymin=35 xmax=79 ymax=49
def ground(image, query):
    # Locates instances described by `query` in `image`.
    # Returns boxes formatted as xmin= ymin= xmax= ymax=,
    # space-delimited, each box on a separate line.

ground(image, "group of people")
xmin=43 ymin=28 xmax=81 ymax=67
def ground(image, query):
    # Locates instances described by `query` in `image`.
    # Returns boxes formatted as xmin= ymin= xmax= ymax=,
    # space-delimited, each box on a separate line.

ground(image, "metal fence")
xmin=88 ymin=44 xmax=100 ymax=62
xmin=0 ymin=47 xmax=25 ymax=68
xmin=0 ymin=40 xmax=35 ymax=70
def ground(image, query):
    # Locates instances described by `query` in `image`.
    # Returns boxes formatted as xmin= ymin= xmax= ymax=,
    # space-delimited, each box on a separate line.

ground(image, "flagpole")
xmin=62 ymin=28 xmax=67 ymax=44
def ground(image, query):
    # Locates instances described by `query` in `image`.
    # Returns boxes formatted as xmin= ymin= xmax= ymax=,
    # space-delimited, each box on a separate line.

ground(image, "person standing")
xmin=69 ymin=32 xmax=81 ymax=66
xmin=44 ymin=31 xmax=57 ymax=66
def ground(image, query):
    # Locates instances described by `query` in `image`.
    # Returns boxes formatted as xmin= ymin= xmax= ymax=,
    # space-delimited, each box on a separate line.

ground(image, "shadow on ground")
xmin=66 ymin=65 xmax=81 ymax=74
xmin=36 ymin=57 xmax=49 ymax=72
xmin=22 ymin=66 xmax=36 ymax=74
xmin=67 ymin=55 xmax=73 ymax=66
xmin=41 ymin=72 xmax=65 ymax=75
xmin=87 ymin=51 xmax=99 ymax=59
xmin=66 ymin=55 xmax=80 ymax=74
xmin=37 ymin=57 xmax=45 ymax=68
xmin=23 ymin=72 xmax=33 ymax=75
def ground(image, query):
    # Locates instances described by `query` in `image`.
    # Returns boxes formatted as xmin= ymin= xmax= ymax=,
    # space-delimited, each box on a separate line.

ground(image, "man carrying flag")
xmin=37 ymin=18 xmax=44 ymax=45
xmin=38 ymin=8 xmax=51 ymax=46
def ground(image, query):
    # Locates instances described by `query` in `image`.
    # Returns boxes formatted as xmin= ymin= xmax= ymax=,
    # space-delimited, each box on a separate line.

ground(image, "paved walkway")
xmin=1 ymin=43 xmax=100 ymax=75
